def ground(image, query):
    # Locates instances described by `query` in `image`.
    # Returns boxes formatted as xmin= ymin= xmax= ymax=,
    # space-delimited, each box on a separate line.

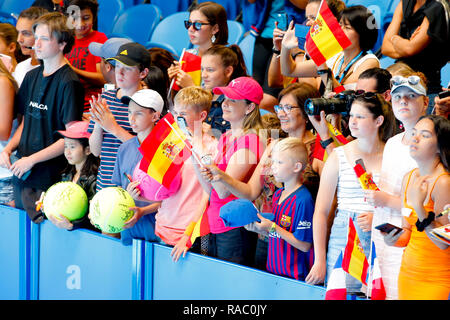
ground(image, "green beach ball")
xmin=43 ymin=181 xmax=88 ymax=221
xmin=89 ymin=187 xmax=135 ymax=233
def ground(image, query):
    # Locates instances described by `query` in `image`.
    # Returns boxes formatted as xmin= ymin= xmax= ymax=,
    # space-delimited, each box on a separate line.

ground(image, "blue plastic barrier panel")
xmin=148 ymin=244 xmax=326 ymax=300
xmin=37 ymin=221 xmax=142 ymax=300
xmin=0 ymin=206 xmax=27 ymax=300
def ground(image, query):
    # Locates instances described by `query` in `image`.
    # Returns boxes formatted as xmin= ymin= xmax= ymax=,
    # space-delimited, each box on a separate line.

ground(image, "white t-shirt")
xmin=12 ymin=58 xmax=40 ymax=87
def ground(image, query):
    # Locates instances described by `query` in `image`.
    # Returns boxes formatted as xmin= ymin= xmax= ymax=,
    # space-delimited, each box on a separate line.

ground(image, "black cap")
xmin=106 ymin=42 xmax=151 ymax=68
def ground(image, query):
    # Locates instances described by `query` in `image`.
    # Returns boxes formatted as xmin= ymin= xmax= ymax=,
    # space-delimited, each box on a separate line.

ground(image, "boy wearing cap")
xmin=0 ymin=12 xmax=84 ymax=223
xmin=88 ymin=42 xmax=150 ymax=192
xmin=88 ymin=37 xmax=132 ymax=85
xmin=110 ymin=89 xmax=164 ymax=243
xmin=64 ymin=0 xmax=108 ymax=116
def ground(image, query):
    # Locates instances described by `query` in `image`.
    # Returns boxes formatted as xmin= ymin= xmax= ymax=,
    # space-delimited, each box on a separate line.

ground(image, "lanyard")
xmin=335 ymin=51 xmax=363 ymax=84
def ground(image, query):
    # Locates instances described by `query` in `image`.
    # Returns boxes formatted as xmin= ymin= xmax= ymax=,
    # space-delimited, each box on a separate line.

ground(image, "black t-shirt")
xmin=399 ymin=0 xmax=450 ymax=93
xmin=15 ymin=64 xmax=84 ymax=189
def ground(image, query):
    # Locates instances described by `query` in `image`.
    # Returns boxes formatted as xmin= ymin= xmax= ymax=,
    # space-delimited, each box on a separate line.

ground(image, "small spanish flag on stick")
xmin=342 ymin=218 xmax=369 ymax=285
xmin=305 ymin=0 xmax=352 ymax=66
xmin=138 ymin=113 xmax=192 ymax=189
xmin=170 ymin=49 xmax=202 ymax=92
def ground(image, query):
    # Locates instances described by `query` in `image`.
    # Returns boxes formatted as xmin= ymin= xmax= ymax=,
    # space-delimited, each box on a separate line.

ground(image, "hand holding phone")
xmin=375 ymin=223 xmax=403 ymax=236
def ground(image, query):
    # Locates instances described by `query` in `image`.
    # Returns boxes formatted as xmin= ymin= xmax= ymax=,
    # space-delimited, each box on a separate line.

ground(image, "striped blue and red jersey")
xmin=267 ymin=185 xmax=314 ymax=281
xmin=88 ymin=89 xmax=134 ymax=191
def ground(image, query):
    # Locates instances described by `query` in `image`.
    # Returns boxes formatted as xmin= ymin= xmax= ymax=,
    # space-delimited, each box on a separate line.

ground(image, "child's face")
xmin=391 ymin=87 xmax=427 ymax=125
xmin=64 ymin=138 xmax=88 ymax=166
xmin=16 ymin=18 xmax=35 ymax=56
xmin=128 ymin=101 xmax=156 ymax=134
xmin=201 ymin=54 xmax=232 ymax=90
xmin=173 ymin=103 xmax=204 ymax=134
xmin=409 ymin=118 xmax=438 ymax=162
xmin=74 ymin=8 xmax=94 ymax=38
xmin=34 ymin=24 xmax=65 ymax=60
xmin=115 ymin=61 xmax=144 ymax=90
xmin=271 ymin=151 xmax=298 ymax=183
xmin=348 ymin=102 xmax=381 ymax=139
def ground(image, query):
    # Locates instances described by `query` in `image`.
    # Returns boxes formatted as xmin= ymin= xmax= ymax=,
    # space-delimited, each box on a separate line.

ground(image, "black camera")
xmin=304 ymin=90 xmax=356 ymax=116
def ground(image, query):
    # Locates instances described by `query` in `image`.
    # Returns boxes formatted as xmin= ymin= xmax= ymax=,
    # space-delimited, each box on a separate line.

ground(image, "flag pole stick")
xmin=163 ymin=117 xmax=205 ymax=168
xmin=167 ymin=48 xmax=186 ymax=103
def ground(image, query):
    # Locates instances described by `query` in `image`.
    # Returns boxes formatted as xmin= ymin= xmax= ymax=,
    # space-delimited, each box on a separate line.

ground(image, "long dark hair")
xmin=62 ymin=137 xmax=99 ymax=178
xmin=203 ymin=44 xmax=247 ymax=81
xmin=418 ymin=115 xmax=450 ymax=171
xmin=190 ymin=1 xmax=228 ymax=45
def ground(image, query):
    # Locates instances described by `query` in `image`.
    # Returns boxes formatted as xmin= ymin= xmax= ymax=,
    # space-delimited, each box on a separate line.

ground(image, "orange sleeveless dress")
xmin=398 ymin=169 xmax=450 ymax=300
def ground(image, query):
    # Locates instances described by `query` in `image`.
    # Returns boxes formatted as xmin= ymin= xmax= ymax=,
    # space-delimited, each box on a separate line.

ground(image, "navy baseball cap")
xmin=106 ymin=42 xmax=151 ymax=68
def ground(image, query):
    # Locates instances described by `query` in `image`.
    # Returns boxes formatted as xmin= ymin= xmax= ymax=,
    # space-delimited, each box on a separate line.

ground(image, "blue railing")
xmin=0 ymin=205 xmax=326 ymax=300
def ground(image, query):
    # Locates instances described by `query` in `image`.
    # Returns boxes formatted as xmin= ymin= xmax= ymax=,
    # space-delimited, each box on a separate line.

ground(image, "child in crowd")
xmin=247 ymin=137 xmax=314 ymax=281
xmin=46 ymin=121 xmax=99 ymax=231
xmin=13 ymin=6 xmax=48 ymax=87
xmin=88 ymin=37 xmax=132 ymax=86
xmin=110 ymin=89 xmax=164 ymax=244
xmin=129 ymin=87 xmax=217 ymax=258
xmin=64 ymin=0 xmax=108 ymax=117
xmin=88 ymin=42 xmax=150 ymax=192
xmin=0 ymin=12 xmax=84 ymax=223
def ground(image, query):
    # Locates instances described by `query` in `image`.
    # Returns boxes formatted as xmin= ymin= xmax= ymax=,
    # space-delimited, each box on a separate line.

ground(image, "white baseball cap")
xmin=121 ymin=89 xmax=164 ymax=113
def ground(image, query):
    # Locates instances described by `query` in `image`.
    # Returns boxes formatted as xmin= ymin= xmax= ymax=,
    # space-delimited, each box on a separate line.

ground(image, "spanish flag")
xmin=172 ymin=50 xmax=202 ymax=91
xmin=305 ymin=0 xmax=352 ymax=66
xmin=342 ymin=218 xmax=369 ymax=285
xmin=312 ymin=122 xmax=348 ymax=161
xmin=354 ymin=163 xmax=380 ymax=191
xmin=138 ymin=113 xmax=192 ymax=189
xmin=184 ymin=209 xmax=210 ymax=248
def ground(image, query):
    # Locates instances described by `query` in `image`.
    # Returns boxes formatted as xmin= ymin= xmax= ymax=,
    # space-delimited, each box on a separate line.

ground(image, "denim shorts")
xmin=0 ymin=177 xmax=14 ymax=204
xmin=326 ymin=209 xmax=372 ymax=293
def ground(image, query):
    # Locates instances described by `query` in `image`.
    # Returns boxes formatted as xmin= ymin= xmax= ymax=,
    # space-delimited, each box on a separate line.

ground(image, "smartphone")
xmin=438 ymin=90 xmax=450 ymax=99
xmin=104 ymin=83 xmax=115 ymax=91
xmin=355 ymin=158 xmax=366 ymax=170
xmin=276 ymin=13 xmax=288 ymax=31
xmin=375 ymin=223 xmax=403 ymax=235
xmin=177 ymin=116 xmax=191 ymax=137
xmin=10 ymin=154 xmax=31 ymax=180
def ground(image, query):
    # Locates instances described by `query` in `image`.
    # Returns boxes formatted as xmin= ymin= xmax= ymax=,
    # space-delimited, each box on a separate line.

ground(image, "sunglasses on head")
xmin=390 ymin=75 xmax=421 ymax=87
xmin=184 ymin=20 xmax=211 ymax=31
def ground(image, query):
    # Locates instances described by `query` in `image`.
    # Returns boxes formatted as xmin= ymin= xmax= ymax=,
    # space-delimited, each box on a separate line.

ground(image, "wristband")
xmin=320 ymin=137 xmax=334 ymax=149
xmin=415 ymin=211 xmax=435 ymax=232
xmin=272 ymin=46 xmax=281 ymax=55
xmin=317 ymin=68 xmax=331 ymax=76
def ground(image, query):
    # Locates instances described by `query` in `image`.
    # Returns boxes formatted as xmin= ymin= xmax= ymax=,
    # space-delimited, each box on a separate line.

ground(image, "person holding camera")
xmin=365 ymin=71 xmax=428 ymax=299
xmin=381 ymin=115 xmax=449 ymax=300
xmin=305 ymin=92 xmax=396 ymax=293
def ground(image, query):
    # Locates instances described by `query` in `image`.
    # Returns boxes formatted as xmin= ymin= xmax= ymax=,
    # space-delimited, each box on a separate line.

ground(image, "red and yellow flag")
xmin=305 ymin=0 xmax=352 ymax=66
xmin=185 ymin=210 xmax=210 ymax=248
xmin=312 ymin=122 xmax=348 ymax=161
xmin=342 ymin=218 xmax=369 ymax=285
xmin=138 ymin=113 xmax=192 ymax=189
xmin=354 ymin=164 xmax=380 ymax=191
xmin=173 ymin=50 xmax=202 ymax=91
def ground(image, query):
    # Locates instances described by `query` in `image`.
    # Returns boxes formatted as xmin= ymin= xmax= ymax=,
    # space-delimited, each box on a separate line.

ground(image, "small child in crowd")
xmin=247 ymin=137 xmax=314 ymax=281
xmin=111 ymin=88 xmax=164 ymax=244
xmin=46 ymin=121 xmax=99 ymax=231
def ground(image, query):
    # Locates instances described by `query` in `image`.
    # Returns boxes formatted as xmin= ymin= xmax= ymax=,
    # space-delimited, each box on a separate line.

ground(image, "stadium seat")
xmin=238 ymin=33 xmax=256 ymax=76
xmin=149 ymin=11 xmax=192 ymax=58
xmin=197 ymin=0 xmax=241 ymax=20
xmin=149 ymin=0 xmax=192 ymax=18
xmin=97 ymin=0 xmax=124 ymax=35
xmin=109 ymin=4 xmax=162 ymax=45
xmin=145 ymin=41 xmax=179 ymax=59
xmin=0 ymin=0 xmax=34 ymax=18
xmin=441 ymin=63 xmax=450 ymax=88
xmin=227 ymin=20 xmax=244 ymax=44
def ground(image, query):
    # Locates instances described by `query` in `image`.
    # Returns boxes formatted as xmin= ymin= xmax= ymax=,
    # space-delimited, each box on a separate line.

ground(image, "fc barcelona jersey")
xmin=267 ymin=185 xmax=314 ymax=280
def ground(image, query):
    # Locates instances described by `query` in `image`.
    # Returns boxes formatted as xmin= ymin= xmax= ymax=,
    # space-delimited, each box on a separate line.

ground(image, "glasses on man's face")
xmin=184 ymin=20 xmax=211 ymax=31
xmin=354 ymin=90 xmax=379 ymax=100
xmin=390 ymin=75 xmax=421 ymax=87
xmin=274 ymin=104 xmax=301 ymax=114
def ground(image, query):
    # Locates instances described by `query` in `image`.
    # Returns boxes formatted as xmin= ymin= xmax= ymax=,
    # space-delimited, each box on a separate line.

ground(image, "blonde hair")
xmin=174 ymin=86 xmax=213 ymax=113
xmin=386 ymin=62 xmax=414 ymax=76
xmin=242 ymin=101 xmax=263 ymax=136
xmin=0 ymin=58 xmax=17 ymax=92
xmin=272 ymin=137 xmax=308 ymax=171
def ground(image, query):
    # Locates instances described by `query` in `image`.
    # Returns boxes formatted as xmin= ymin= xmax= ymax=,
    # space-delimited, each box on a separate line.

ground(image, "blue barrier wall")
xmin=0 ymin=206 xmax=326 ymax=300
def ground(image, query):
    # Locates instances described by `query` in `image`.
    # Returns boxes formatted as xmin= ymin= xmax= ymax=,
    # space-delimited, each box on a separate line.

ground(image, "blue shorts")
xmin=120 ymin=212 xmax=161 ymax=246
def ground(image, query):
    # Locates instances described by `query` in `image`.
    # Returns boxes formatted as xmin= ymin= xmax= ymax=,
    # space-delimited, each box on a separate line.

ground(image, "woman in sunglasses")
xmin=366 ymin=72 xmax=428 ymax=299
xmin=305 ymin=92 xmax=396 ymax=293
xmin=167 ymin=1 xmax=228 ymax=90
xmin=280 ymin=5 xmax=379 ymax=93
xmin=381 ymin=115 xmax=450 ymax=299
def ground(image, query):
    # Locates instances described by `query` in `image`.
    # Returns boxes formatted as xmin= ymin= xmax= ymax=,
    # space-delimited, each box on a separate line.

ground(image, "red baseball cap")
xmin=57 ymin=121 xmax=91 ymax=139
xmin=213 ymin=77 xmax=264 ymax=105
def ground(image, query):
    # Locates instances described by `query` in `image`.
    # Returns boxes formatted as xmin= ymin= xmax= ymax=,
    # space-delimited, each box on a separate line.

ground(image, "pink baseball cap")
xmin=213 ymin=77 xmax=264 ymax=105
xmin=57 ymin=121 xmax=91 ymax=139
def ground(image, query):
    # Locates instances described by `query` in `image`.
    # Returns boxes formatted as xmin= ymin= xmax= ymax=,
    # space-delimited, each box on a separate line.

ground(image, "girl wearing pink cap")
xmin=176 ymin=76 xmax=265 ymax=266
